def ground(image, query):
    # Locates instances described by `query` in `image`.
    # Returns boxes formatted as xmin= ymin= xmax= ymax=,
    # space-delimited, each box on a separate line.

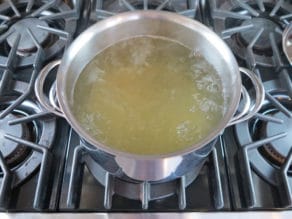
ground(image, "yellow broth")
xmin=73 ymin=36 xmax=224 ymax=155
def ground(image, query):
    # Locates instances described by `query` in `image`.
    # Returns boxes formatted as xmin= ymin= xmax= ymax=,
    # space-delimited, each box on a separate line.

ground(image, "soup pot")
xmin=35 ymin=11 xmax=264 ymax=182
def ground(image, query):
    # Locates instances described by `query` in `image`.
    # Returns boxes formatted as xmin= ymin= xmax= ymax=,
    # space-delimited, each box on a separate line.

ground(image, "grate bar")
xmin=120 ymin=0 xmax=135 ymax=11
xmin=37 ymin=25 xmax=70 ymax=40
xmin=27 ymin=28 xmax=45 ymax=68
xmin=275 ymin=27 xmax=283 ymax=35
xmin=143 ymin=0 xmax=148 ymax=10
xmin=254 ymin=113 xmax=284 ymax=124
xmin=246 ymin=28 xmax=264 ymax=69
xmin=67 ymin=146 xmax=85 ymax=209
xmin=13 ymin=81 xmax=28 ymax=94
xmin=221 ymin=24 xmax=253 ymax=39
xmin=252 ymin=68 xmax=261 ymax=79
xmin=95 ymin=9 xmax=116 ymax=19
xmin=8 ymin=111 xmax=52 ymax=125
xmin=187 ymin=0 xmax=198 ymax=9
xmin=188 ymin=0 xmax=199 ymax=19
xmin=4 ymin=134 xmax=47 ymax=153
xmin=280 ymin=147 xmax=292 ymax=207
xmin=6 ymin=33 xmax=20 ymax=69
xmin=0 ymin=70 xmax=12 ymax=96
xmin=212 ymin=9 xmax=251 ymax=20
xmin=178 ymin=176 xmax=186 ymax=210
xmin=270 ymin=32 xmax=284 ymax=69
xmin=0 ymin=25 xmax=8 ymax=34
xmin=280 ymin=14 xmax=292 ymax=21
xmin=7 ymin=0 xmax=21 ymax=17
xmin=26 ymin=0 xmax=35 ymax=13
xmin=255 ymin=0 xmax=265 ymax=12
xmin=211 ymin=147 xmax=224 ymax=209
xmin=235 ymin=0 xmax=259 ymax=17
xmin=30 ymin=0 xmax=57 ymax=17
xmin=0 ymin=15 xmax=11 ymax=21
xmin=69 ymin=0 xmax=81 ymax=14
xmin=95 ymin=0 xmax=103 ymax=10
xmin=239 ymin=147 xmax=256 ymax=208
xmin=27 ymin=28 xmax=41 ymax=49
xmin=0 ymin=151 xmax=12 ymax=209
xmin=39 ymin=10 xmax=79 ymax=21
xmin=242 ymin=132 xmax=287 ymax=150
xmin=279 ymin=70 xmax=292 ymax=98
xmin=104 ymin=172 xmax=114 ymax=210
xmin=33 ymin=150 xmax=52 ymax=209
xmin=0 ymin=29 xmax=13 ymax=44
xmin=270 ymin=0 xmax=283 ymax=17
xmin=141 ymin=181 xmax=150 ymax=210
xmin=32 ymin=47 xmax=45 ymax=69
xmin=265 ymin=92 xmax=292 ymax=118
xmin=156 ymin=0 xmax=170 ymax=11
xmin=179 ymin=9 xmax=196 ymax=18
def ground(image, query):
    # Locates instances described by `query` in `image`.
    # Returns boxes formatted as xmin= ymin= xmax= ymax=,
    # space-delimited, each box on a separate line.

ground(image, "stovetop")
xmin=0 ymin=0 xmax=291 ymax=214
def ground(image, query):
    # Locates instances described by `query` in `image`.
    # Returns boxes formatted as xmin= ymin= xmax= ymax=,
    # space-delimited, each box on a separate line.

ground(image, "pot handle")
xmin=34 ymin=60 xmax=64 ymax=118
xmin=228 ymin=67 xmax=265 ymax=126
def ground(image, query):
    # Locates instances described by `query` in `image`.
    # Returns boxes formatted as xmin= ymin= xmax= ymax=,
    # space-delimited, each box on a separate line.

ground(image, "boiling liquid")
xmin=73 ymin=36 xmax=224 ymax=155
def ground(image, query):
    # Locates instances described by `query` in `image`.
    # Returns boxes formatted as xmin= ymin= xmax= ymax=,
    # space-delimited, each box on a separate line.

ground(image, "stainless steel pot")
xmin=283 ymin=22 xmax=292 ymax=65
xmin=35 ymin=11 xmax=264 ymax=182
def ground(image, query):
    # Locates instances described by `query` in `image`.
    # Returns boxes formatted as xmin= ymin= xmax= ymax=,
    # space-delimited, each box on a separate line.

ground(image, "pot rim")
xmin=56 ymin=10 xmax=241 ymax=160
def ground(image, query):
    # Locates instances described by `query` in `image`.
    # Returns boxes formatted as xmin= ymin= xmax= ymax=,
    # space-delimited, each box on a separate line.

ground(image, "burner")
xmin=239 ymin=17 xmax=281 ymax=52
xmin=235 ymin=80 xmax=292 ymax=185
xmin=6 ymin=18 xmax=49 ymax=56
xmin=0 ymin=0 xmax=78 ymax=67
xmin=0 ymin=113 xmax=30 ymax=167
xmin=263 ymin=111 xmax=292 ymax=164
xmin=211 ymin=0 xmax=292 ymax=67
xmin=0 ymin=96 xmax=56 ymax=187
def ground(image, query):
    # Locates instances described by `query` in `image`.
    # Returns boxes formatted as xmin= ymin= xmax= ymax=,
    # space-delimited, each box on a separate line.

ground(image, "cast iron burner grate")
xmin=0 ymin=30 xmax=45 ymax=119
xmin=90 ymin=0 xmax=201 ymax=21
xmin=210 ymin=0 xmax=292 ymax=68
xmin=234 ymin=79 xmax=292 ymax=208
xmin=208 ymin=0 xmax=292 ymax=210
xmin=0 ymin=1 xmax=77 ymax=211
xmin=0 ymin=0 xmax=77 ymax=120
xmin=0 ymin=96 xmax=56 ymax=210
xmin=0 ymin=0 xmax=78 ymax=67
xmin=59 ymin=129 xmax=230 ymax=211
xmin=67 ymin=145 xmax=204 ymax=210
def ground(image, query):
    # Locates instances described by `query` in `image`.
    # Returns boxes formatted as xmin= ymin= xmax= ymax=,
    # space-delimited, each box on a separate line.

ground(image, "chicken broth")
xmin=73 ymin=36 xmax=224 ymax=155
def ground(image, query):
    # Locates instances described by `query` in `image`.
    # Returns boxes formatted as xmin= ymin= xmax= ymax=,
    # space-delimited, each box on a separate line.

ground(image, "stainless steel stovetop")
xmin=0 ymin=0 xmax=291 ymax=218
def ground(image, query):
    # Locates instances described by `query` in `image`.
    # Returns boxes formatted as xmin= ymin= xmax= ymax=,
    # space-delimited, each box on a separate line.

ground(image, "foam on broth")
xmin=73 ymin=36 xmax=224 ymax=155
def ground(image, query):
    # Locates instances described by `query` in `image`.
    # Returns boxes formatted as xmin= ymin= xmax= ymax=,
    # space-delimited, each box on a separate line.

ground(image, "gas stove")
xmin=0 ymin=0 xmax=291 ymax=218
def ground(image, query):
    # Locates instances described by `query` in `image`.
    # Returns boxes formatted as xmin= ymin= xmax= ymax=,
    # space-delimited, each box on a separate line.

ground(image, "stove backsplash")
xmin=0 ymin=0 xmax=291 ymax=212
